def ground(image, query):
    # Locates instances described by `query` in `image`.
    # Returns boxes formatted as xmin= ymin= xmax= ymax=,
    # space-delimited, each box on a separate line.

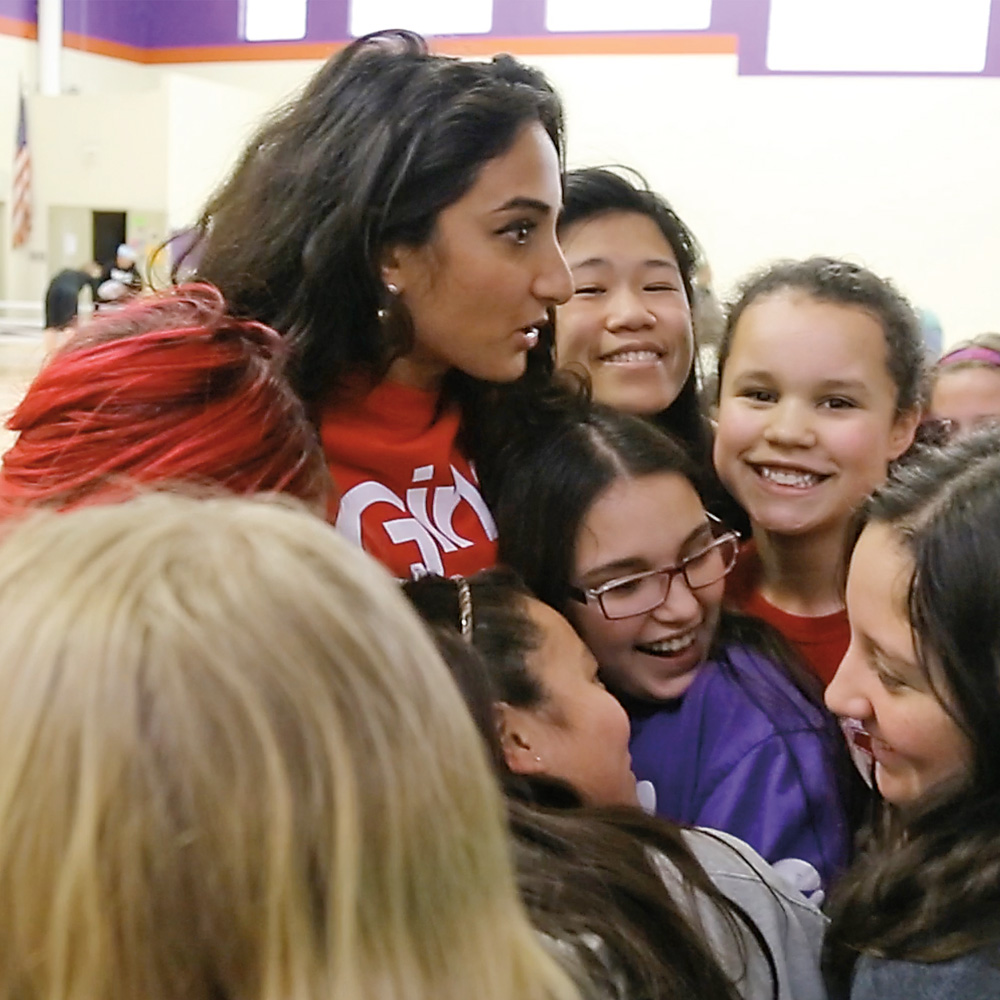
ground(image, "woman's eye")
xmin=607 ymin=578 xmax=643 ymax=596
xmin=878 ymin=671 xmax=906 ymax=692
xmin=644 ymin=283 xmax=678 ymax=293
xmin=871 ymin=653 xmax=907 ymax=692
xmin=821 ymin=396 xmax=858 ymax=410
xmin=573 ymin=284 xmax=603 ymax=296
xmin=500 ymin=220 xmax=535 ymax=245
xmin=740 ymin=388 xmax=776 ymax=403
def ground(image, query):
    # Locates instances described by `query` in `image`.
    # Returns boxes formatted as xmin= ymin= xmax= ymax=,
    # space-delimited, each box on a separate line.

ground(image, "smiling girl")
xmin=714 ymin=258 xmax=924 ymax=686
xmin=555 ymin=169 xmax=705 ymax=448
xmin=495 ymin=404 xmax=852 ymax=896
xmin=191 ymin=31 xmax=572 ymax=578
xmin=822 ymin=428 xmax=1000 ymax=998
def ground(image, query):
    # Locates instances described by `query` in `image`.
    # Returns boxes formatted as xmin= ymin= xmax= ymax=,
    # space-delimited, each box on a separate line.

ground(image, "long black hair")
xmin=404 ymin=570 xmax=777 ymax=1000
xmin=494 ymin=401 xmax=810 ymax=688
xmin=557 ymin=167 xmax=711 ymax=467
xmin=824 ymin=427 xmax=1000 ymax=991
xmin=189 ymin=30 xmax=563 ymax=413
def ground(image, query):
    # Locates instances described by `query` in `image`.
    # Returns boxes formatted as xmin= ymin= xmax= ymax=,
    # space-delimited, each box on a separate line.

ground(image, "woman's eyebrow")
xmin=493 ymin=196 xmax=553 ymax=215
xmin=584 ymin=521 xmax=715 ymax=580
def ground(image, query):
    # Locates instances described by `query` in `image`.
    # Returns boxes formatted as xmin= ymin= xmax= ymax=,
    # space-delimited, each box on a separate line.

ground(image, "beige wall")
xmin=538 ymin=52 xmax=1000 ymax=341
xmin=163 ymin=72 xmax=269 ymax=231
xmin=3 ymin=33 xmax=1000 ymax=343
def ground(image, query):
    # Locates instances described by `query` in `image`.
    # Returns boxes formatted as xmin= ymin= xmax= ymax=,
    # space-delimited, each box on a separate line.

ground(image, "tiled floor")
xmin=0 ymin=330 xmax=46 ymax=455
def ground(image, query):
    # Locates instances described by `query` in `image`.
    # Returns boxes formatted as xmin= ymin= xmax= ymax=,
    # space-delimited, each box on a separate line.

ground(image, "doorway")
xmin=92 ymin=211 xmax=127 ymax=269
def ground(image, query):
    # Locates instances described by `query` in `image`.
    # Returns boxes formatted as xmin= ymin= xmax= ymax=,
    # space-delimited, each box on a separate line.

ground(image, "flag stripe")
xmin=11 ymin=91 xmax=32 ymax=249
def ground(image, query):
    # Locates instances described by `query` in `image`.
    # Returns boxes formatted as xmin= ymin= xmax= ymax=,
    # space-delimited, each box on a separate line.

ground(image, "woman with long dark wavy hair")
xmin=823 ymin=427 xmax=1000 ymax=997
xmin=188 ymin=30 xmax=572 ymax=578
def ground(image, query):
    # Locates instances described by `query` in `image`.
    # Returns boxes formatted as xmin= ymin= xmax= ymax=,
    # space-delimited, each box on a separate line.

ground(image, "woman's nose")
xmin=534 ymin=239 xmax=573 ymax=306
xmin=606 ymin=288 xmax=654 ymax=332
xmin=825 ymin=644 xmax=872 ymax=720
xmin=763 ymin=398 xmax=817 ymax=449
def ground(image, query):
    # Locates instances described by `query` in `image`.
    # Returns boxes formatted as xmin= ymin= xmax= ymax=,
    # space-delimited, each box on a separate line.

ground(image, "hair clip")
xmin=456 ymin=577 xmax=474 ymax=641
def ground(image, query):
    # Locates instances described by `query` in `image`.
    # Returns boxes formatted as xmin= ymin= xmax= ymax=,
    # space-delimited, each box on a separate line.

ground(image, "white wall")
xmin=3 ymin=36 xmax=1000 ymax=342
xmin=163 ymin=71 xmax=269 ymax=231
xmin=537 ymin=52 xmax=1000 ymax=342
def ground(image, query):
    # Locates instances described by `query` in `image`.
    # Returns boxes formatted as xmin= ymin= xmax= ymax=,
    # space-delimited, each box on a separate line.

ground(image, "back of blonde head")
xmin=0 ymin=493 xmax=578 ymax=1000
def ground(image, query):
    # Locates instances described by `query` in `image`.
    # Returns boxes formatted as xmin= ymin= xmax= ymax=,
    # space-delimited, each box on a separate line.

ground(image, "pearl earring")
xmin=378 ymin=282 xmax=400 ymax=321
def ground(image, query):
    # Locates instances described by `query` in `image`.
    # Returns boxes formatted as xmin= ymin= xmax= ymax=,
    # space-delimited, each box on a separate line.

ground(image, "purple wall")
xmin=4 ymin=0 xmax=1000 ymax=77
xmin=0 ymin=0 xmax=35 ymax=24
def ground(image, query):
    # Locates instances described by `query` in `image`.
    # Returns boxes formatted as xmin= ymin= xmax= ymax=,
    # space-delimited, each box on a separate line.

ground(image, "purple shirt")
xmin=627 ymin=644 xmax=850 ymax=893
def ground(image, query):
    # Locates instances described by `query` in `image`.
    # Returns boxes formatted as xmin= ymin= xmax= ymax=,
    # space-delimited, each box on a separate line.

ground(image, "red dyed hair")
xmin=0 ymin=284 xmax=329 ymax=514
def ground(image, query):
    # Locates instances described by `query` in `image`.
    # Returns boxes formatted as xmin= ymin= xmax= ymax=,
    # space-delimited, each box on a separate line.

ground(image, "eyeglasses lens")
xmin=599 ymin=536 xmax=738 ymax=619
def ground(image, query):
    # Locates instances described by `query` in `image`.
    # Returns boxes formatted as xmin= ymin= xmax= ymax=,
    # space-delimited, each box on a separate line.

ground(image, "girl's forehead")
xmin=728 ymin=291 xmax=894 ymax=380
xmin=577 ymin=473 xmax=706 ymax=562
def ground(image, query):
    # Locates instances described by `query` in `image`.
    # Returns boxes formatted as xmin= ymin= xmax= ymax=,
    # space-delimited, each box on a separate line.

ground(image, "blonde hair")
xmin=0 ymin=493 xmax=579 ymax=1000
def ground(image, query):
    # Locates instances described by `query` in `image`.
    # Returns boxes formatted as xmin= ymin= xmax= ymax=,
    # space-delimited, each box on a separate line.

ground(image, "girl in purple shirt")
xmin=496 ymin=403 xmax=855 ymax=897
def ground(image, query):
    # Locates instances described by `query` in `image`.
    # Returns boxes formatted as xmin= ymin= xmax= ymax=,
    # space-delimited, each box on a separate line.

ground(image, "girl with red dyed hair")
xmin=0 ymin=284 xmax=328 ymax=515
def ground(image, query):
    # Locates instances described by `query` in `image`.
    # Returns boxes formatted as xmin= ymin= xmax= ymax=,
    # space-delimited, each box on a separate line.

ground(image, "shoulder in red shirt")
xmin=726 ymin=539 xmax=849 ymax=687
xmin=320 ymin=379 xmax=498 ymax=579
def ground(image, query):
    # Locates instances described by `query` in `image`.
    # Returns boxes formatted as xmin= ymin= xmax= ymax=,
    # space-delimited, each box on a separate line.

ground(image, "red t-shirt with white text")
xmin=320 ymin=379 xmax=498 ymax=579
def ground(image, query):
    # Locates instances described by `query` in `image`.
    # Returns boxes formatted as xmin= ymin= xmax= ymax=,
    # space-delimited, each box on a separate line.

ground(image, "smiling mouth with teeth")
xmin=601 ymin=350 xmax=663 ymax=365
xmin=756 ymin=465 xmax=827 ymax=489
xmin=635 ymin=632 xmax=698 ymax=657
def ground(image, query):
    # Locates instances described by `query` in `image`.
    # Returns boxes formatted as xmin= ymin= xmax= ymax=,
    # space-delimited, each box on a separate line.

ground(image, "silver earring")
xmin=378 ymin=282 xmax=400 ymax=321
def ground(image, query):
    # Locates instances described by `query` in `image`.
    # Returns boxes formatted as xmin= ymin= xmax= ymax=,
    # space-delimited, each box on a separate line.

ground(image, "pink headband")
xmin=938 ymin=346 xmax=1000 ymax=367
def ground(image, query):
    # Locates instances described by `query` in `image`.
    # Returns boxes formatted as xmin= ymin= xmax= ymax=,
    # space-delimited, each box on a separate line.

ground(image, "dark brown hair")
xmin=824 ymin=427 xmax=1000 ymax=991
xmin=404 ymin=570 xmax=777 ymax=1000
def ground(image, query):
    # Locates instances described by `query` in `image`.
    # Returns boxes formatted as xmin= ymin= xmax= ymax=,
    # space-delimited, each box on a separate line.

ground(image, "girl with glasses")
xmin=495 ymin=403 xmax=854 ymax=897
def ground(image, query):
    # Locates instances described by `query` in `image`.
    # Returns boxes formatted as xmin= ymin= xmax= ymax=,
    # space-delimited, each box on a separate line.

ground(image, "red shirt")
xmin=725 ymin=540 xmax=849 ymax=688
xmin=320 ymin=379 xmax=498 ymax=579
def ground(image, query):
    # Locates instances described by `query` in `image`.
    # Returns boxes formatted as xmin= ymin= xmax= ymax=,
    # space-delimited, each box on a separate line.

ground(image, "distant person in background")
xmin=96 ymin=243 xmax=142 ymax=306
xmin=42 ymin=261 xmax=101 ymax=352
xmin=927 ymin=333 xmax=1000 ymax=438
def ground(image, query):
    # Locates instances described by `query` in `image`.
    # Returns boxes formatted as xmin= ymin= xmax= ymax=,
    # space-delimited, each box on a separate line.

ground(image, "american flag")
xmin=11 ymin=90 xmax=31 ymax=249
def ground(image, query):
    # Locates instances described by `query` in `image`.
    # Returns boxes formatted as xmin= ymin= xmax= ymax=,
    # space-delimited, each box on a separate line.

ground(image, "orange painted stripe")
xmin=432 ymin=33 xmax=737 ymax=57
xmin=146 ymin=32 xmax=737 ymax=63
xmin=142 ymin=40 xmax=345 ymax=63
xmin=63 ymin=29 xmax=150 ymax=62
xmin=0 ymin=25 xmax=737 ymax=64
xmin=0 ymin=14 xmax=36 ymax=40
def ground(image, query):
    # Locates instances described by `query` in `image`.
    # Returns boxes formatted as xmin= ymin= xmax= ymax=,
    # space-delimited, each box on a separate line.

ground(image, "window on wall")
xmin=241 ymin=0 xmax=308 ymax=41
xmin=546 ymin=0 xmax=713 ymax=32
xmin=767 ymin=0 xmax=991 ymax=73
xmin=349 ymin=0 xmax=492 ymax=37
